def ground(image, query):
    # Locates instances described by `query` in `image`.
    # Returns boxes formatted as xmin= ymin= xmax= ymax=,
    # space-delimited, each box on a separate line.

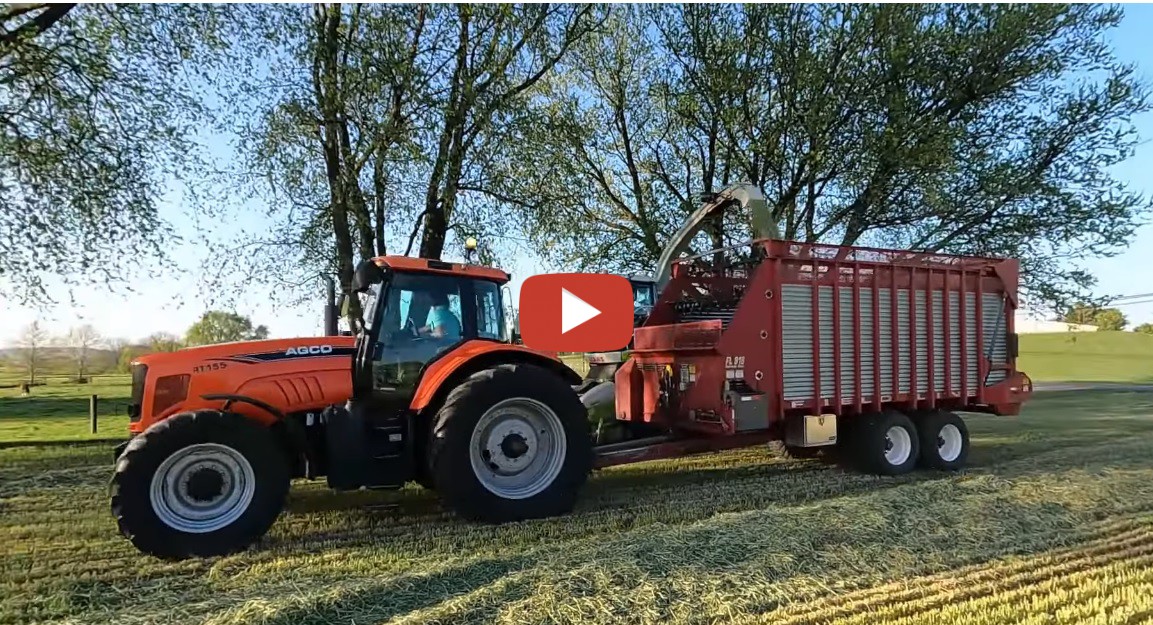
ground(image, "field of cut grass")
xmin=2 ymin=389 xmax=1153 ymax=624
xmin=1 ymin=330 xmax=1149 ymax=446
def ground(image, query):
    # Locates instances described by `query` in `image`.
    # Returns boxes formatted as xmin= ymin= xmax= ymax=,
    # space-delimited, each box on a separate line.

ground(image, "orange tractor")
xmin=112 ymin=195 xmax=1033 ymax=560
xmin=112 ymin=254 xmax=589 ymax=559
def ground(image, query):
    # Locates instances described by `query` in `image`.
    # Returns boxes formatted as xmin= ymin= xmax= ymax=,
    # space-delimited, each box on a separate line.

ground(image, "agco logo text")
xmin=285 ymin=345 xmax=334 ymax=356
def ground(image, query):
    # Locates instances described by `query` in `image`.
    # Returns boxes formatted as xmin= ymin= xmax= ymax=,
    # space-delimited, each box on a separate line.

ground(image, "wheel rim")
xmin=149 ymin=443 xmax=256 ymax=534
xmin=883 ymin=425 xmax=913 ymax=466
xmin=469 ymin=398 xmax=567 ymax=500
xmin=937 ymin=423 xmax=963 ymax=462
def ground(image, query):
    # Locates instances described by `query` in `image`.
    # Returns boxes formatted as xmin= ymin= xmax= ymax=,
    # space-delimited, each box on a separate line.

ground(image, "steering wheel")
xmin=403 ymin=316 xmax=422 ymax=339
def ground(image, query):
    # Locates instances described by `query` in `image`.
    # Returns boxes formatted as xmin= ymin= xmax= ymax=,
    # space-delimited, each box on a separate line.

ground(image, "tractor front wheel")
xmin=429 ymin=363 xmax=592 ymax=523
xmin=110 ymin=410 xmax=290 ymax=560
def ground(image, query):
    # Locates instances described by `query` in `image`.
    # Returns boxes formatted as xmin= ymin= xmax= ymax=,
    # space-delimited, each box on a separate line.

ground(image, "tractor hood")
xmin=134 ymin=335 xmax=358 ymax=367
xmin=128 ymin=335 xmax=359 ymax=433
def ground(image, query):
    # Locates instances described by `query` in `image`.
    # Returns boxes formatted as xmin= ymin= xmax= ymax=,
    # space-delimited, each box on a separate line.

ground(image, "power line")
xmin=1113 ymin=292 xmax=1153 ymax=302
xmin=1114 ymin=297 xmax=1153 ymax=307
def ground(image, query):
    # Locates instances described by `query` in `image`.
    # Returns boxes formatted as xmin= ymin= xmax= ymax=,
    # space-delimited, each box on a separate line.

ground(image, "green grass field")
xmin=1016 ymin=331 xmax=1153 ymax=384
xmin=1 ymin=332 xmax=1152 ymax=624
xmin=2 ymin=390 xmax=1152 ymax=624
xmin=0 ymin=375 xmax=130 ymax=445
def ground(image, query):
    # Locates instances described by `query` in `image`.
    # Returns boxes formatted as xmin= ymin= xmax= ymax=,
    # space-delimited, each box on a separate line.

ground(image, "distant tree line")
xmin=3 ymin=311 xmax=268 ymax=384
xmin=1061 ymin=303 xmax=1153 ymax=333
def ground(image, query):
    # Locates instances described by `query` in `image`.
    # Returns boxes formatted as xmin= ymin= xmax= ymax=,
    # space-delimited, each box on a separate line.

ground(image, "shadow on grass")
xmin=285 ymin=483 xmax=443 ymax=518
xmin=246 ymin=553 xmax=534 ymax=625
xmin=264 ymin=388 xmax=1153 ymax=571
xmin=234 ymin=451 xmax=1153 ymax=625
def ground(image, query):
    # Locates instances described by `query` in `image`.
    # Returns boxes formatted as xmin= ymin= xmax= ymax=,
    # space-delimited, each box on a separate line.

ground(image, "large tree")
xmin=491 ymin=4 xmax=1150 ymax=311
xmin=9 ymin=320 xmax=49 ymax=384
xmin=185 ymin=312 xmax=269 ymax=347
xmin=1064 ymin=303 xmax=1128 ymax=331
xmin=147 ymin=332 xmax=183 ymax=353
xmin=63 ymin=324 xmax=101 ymax=380
xmin=1 ymin=3 xmax=232 ymax=304
xmin=205 ymin=3 xmax=603 ymax=314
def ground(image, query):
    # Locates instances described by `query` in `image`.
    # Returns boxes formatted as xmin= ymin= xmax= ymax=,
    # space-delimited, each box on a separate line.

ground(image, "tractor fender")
xmin=199 ymin=393 xmax=309 ymax=465
xmin=200 ymin=393 xmax=287 ymax=421
xmin=410 ymin=341 xmax=582 ymax=414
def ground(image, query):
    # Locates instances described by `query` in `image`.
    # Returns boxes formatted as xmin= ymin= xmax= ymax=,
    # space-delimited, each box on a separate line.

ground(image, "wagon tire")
xmin=110 ymin=410 xmax=290 ymax=560
xmin=429 ymin=363 xmax=592 ymax=523
xmin=914 ymin=410 xmax=970 ymax=471
xmin=851 ymin=410 xmax=920 ymax=476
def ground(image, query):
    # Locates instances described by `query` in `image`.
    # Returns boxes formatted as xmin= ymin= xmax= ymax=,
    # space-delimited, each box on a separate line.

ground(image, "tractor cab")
xmin=348 ymin=255 xmax=512 ymax=398
xmin=627 ymin=275 xmax=656 ymax=322
xmin=324 ymin=253 xmax=571 ymax=492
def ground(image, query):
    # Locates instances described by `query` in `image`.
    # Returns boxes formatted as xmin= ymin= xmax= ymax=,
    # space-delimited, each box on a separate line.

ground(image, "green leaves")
xmin=1 ymin=3 xmax=233 ymax=304
xmin=1063 ymin=304 xmax=1129 ymax=331
xmin=490 ymin=4 xmax=1149 ymax=311
xmin=184 ymin=311 xmax=269 ymax=347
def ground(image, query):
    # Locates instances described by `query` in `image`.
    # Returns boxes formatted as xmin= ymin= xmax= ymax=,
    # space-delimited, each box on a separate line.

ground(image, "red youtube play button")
xmin=519 ymin=273 xmax=634 ymax=352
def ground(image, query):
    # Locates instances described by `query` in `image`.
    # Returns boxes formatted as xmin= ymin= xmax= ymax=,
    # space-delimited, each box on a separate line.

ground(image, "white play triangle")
xmin=560 ymin=287 xmax=601 ymax=334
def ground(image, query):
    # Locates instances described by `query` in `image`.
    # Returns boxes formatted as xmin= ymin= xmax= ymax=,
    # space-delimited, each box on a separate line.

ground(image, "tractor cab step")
xmin=325 ymin=405 xmax=411 ymax=491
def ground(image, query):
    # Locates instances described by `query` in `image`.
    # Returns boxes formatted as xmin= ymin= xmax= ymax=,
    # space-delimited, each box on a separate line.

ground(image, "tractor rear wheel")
xmin=429 ymin=363 xmax=592 ymax=523
xmin=110 ymin=410 xmax=290 ymax=560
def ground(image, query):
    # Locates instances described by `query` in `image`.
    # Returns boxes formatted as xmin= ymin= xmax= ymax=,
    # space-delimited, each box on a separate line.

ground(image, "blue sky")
xmin=3 ymin=6 xmax=1153 ymax=345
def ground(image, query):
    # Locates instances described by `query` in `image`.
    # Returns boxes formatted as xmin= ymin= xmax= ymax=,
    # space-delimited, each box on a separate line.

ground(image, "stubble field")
xmin=2 ymin=387 xmax=1153 ymax=624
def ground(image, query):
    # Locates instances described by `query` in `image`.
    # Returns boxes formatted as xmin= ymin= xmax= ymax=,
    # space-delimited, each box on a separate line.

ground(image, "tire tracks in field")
xmin=744 ymin=515 xmax=1153 ymax=625
xmin=7 ymin=414 xmax=1153 ymax=625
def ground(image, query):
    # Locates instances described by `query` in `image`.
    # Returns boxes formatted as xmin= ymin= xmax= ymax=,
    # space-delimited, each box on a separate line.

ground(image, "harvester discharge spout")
xmin=580 ymin=183 xmax=779 ymax=443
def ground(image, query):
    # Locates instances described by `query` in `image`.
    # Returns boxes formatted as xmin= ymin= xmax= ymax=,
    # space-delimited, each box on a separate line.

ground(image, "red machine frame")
xmin=599 ymin=238 xmax=1033 ymax=468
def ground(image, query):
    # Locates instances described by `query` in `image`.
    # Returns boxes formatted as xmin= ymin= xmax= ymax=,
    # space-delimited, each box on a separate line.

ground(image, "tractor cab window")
xmin=475 ymin=280 xmax=507 ymax=341
xmin=631 ymin=280 xmax=655 ymax=312
xmin=368 ymin=272 xmax=511 ymax=391
xmin=378 ymin=273 xmax=463 ymax=344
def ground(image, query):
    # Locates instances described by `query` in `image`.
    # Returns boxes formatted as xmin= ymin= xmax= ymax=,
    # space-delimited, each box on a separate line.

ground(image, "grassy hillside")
xmin=1018 ymin=331 xmax=1153 ymax=383
xmin=2 ymin=390 xmax=1152 ymax=624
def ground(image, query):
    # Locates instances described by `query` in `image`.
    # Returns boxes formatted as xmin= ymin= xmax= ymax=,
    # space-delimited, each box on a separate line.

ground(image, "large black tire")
xmin=428 ymin=363 xmax=592 ymax=523
xmin=847 ymin=410 xmax=920 ymax=476
xmin=914 ymin=410 xmax=970 ymax=471
xmin=110 ymin=410 xmax=291 ymax=560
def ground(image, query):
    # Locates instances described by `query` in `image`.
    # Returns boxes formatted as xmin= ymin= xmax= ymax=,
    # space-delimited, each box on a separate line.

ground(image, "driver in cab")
xmin=417 ymin=291 xmax=462 ymax=340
